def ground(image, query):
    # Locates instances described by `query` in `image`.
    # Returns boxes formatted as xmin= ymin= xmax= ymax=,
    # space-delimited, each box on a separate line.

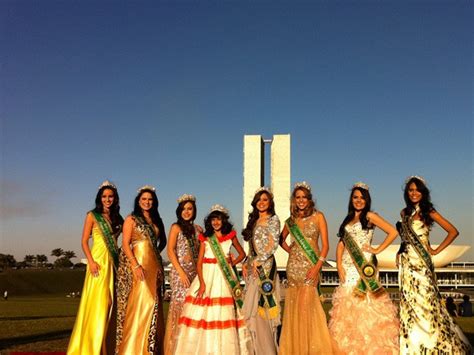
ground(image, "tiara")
xmin=352 ymin=182 xmax=369 ymax=191
xmin=294 ymin=181 xmax=311 ymax=191
xmin=177 ymin=194 xmax=196 ymax=203
xmin=405 ymin=175 xmax=426 ymax=185
xmin=254 ymin=186 xmax=273 ymax=196
xmin=98 ymin=180 xmax=116 ymax=190
xmin=137 ymin=185 xmax=156 ymax=193
xmin=210 ymin=204 xmax=229 ymax=215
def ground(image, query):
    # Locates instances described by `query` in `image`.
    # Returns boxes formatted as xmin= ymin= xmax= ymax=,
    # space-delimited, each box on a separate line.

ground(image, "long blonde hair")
xmin=290 ymin=186 xmax=316 ymax=218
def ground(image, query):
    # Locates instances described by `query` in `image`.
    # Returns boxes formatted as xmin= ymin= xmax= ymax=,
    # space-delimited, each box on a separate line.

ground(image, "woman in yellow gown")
xmin=67 ymin=181 xmax=123 ymax=355
xmin=116 ymin=185 xmax=167 ymax=355
xmin=279 ymin=182 xmax=335 ymax=355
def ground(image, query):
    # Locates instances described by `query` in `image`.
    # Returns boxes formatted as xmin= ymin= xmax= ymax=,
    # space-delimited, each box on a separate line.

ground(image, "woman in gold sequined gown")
xmin=67 ymin=181 xmax=123 ymax=355
xmin=116 ymin=186 xmax=167 ymax=355
xmin=164 ymin=194 xmax=201 ymax=355
xmin=398 ymin=176 xmax=471 ymax=354
xmin=279 ymin=182 xmax=335 ymax=355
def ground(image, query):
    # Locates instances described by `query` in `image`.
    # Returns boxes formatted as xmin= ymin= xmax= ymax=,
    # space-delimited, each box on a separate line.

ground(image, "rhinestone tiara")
xmin=254 ymin=186 xmax=273 ymax=196
xmin=177 ymin=194 xmax=196 ymax=203
xmin=210 ymin=204 xmax=229 ymax=215
xmin=405 ymin=175 xmax=426 ymax=185
xmin=98 ymin=180 xmax=116 ymax=190
xmin=352 ymin=182 xmax=369 ymax=191
xmin=294 ymin=181 xmax=311 ymax=191
xmin=137 ymin=185 xmax=156 ymax=193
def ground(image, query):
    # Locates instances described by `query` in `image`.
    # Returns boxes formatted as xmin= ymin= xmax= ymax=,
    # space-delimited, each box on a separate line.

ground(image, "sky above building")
xmin=1 ymin=0 xmax=472 ymax=262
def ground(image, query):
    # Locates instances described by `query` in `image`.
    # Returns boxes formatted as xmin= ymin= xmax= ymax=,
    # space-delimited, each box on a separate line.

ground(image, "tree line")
xmin=0 ymin=248 xmax=79 ymax=270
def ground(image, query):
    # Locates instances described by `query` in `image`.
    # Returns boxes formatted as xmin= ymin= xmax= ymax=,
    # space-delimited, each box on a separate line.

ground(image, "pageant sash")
xmin=185 ymin=229 xmax=199 ymax=264
xmin=91 ymin=211 xmax=119 ymax=268
xmin=286 ymin=217 xmax=322 ymax=295
xmin=256 ymin=256 xmax=279 ymax=319
xmin=398 ymin=215 xmax=434 ymax=272
xmin=208 ymin=234 xmax=244 ymax=309
xmin=133 ymin=215 xmax=161 ymax=260
xmin=342 ymin=231 xmax=384 ymax=295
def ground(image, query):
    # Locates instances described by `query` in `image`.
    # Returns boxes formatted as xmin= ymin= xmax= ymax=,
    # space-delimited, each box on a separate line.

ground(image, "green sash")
xmin=91 ymin=211 xmax=119 ymax=268
xmin=256 ymin=256 xmax=279 ymax=319
xmin=342 ymin=231 xmax=384 ymax=295
xmin=208 ymin=234 xmax=243 ymax=309
xmin=286 ymin=217 xmax=321 ymax=295
xmin=399 ymin=215 xmax=434 ymax=272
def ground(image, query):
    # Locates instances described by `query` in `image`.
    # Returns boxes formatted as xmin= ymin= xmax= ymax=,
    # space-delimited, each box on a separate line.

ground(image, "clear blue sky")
xmin=1 ymin=1 xmax=472 ymax=262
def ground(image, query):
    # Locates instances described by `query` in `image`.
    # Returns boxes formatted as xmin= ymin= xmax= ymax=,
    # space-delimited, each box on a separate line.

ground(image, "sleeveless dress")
xmin=329 ymin=222 xmax=399 ymax=354
xmin=279 ymin=213 xmax=335 ymax=355
xmin=164 ymin=227 xmax=199 ymax=355
xmin=116 ymin=216 xmax=165 ymax=355
xmin=242 ymin=214 xmax=281 ymax=355
xmin=174 ymin=231 xmax=252 ymax=354
xmin=399 ymin=219 xmax=471 ymax=354
xmin=67 ymin=218 xmax=115 ymax=355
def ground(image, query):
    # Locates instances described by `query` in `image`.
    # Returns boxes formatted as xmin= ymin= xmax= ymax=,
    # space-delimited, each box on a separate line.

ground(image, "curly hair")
xmin=290 ymin=186 xmax=316 ymax=219
xmin=338 ymin=187 xmax=373 ymax=238
xmin=203 ymin=210 xmax=233 ymax=237
xmin=93 ymin=186 xmax=124 ymax=234
xmin=176 ymin=200 xmax=197 ymax=240
xmin=242 ymin=191 xmax=275 ymax=241
xmin=133 ymin=189 xmax=167 ymax=251
xmin=403 ymin=177 xmax=435 ymax=227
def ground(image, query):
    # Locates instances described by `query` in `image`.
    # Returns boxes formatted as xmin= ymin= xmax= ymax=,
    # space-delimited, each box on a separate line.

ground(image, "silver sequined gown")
xmin=164 ymin=227 xmax=198 ymax=355
xmin=242 ymin=214 xmax=281 ymax=355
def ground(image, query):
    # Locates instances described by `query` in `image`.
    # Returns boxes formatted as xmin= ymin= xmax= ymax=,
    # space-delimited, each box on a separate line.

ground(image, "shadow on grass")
xmin=0 ymin=330 xmax=72 ymax=350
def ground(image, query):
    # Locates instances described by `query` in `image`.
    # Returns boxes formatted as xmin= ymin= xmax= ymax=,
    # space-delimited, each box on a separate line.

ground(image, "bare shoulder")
xmin=124 ymin=215 xmax=135 ymax=225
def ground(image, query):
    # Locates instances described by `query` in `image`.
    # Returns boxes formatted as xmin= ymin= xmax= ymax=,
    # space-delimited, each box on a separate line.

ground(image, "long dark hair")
xmin=204 ymin=210 xmax=233 ymax=237
xmin=242 ymin=191 xmax=275 ymax=241
xmin=93 ymin=186 xmax=124 ymax=234
xmin=133 ymin=188 xmax=167 ymax=251
xmin=176 ymin=200 xmax=197 ymax=240
xmin=290 ymin=187 xmax=316 ymax=218
xmin=403 ymin=177 xmax=435 ymax=227
xmin=338 ymin=187 xmax=372 ymax=238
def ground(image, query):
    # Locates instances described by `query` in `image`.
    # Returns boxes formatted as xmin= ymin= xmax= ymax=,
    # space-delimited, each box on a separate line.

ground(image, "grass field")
xmin=1 ymin=270 xmax=473 ymax=353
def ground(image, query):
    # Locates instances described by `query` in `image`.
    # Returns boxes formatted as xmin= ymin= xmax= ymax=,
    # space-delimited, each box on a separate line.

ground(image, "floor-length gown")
xmin=174 ymin=231 xmax=252 ymax=354
xmin=164 ymin=228 xmax=198 ymax=355
xmin=279 ymin=213 xmax=335 ymax=355
xmin=329 ymin=222 xmax=399 ymax=354
xmin=242 ymin=214 xmax=281 ymax=355
xmin=399 ymin=219 xmax=471 ymax=354
xmin=67 ymin=218 xmax=115 ymax=355
xmin=116 ymin=216 xmax=165 ymax=355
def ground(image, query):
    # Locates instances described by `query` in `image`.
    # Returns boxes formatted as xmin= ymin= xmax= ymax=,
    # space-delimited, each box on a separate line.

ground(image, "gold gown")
xmin=116 ymin=216 xmax=165 ymax=355
xmin=67 ymin=222 xmax=115 ymax=355
xmin=279 ymin=213 xmax=335 ymax=355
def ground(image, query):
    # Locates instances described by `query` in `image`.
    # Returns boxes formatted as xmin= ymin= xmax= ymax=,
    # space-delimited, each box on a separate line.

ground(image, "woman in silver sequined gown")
xmin=398 ymin=177 xmax=471 ymax=354
xmin=242 ymin=187 xmax=281 ymax=355
xmin=164 ymin=194 xmax=201 ymax=355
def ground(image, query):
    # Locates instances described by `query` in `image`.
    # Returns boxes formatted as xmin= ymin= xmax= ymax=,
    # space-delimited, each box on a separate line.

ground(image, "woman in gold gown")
xmin=279 ymin=182 xmax=335 ymax=355
xmin=67 ymin=180 xmax=123 ymax=355
xmin=116 ymin=185 xmax=167 ymax=355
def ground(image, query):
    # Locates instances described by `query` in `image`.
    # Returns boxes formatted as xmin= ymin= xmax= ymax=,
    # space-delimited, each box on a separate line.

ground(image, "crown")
xmin=177 ymin=194 xmax=196 ymax=203
xmin=352 ymin=182 xmax=369 ymax=191
xmin=137 ymin=185 xmax=156 ymax=193
xmin=294 ymin=181 xmax=311 ymax=191
xmin=98 ymin=180 xmax=116 ymax=190
xmin=254 ymin=186 xmax=273 ymax=196
xmin=405 ymin=175 xmax=426 ymax=185
xmin=210 ymin=204 xmax=229 ymax=215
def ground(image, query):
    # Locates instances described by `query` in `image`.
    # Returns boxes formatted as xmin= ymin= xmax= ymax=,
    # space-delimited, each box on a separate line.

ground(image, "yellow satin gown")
xmin=67 ymin=222 xmax=115 ymax=355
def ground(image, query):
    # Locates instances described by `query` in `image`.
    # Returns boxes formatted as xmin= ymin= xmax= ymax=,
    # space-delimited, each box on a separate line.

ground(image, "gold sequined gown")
xmin=116 ymin=216 xmax=165 ymax=355
xmin=163 ymin=228 xmax=198 ymax=355
xmin=399 ymin=220 xmax=471 ymax=354
xmin=279 ymin=213 xmax=335 ymax=355
xmin=67 ymin=220 xmax=115 ymax=355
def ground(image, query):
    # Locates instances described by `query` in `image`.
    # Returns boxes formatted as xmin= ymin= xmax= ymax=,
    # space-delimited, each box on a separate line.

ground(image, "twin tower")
xmin=243 ymin=134 xmax=291 ymax=267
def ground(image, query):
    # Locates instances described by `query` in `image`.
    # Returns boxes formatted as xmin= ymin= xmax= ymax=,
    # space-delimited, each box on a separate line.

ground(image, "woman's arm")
xmin=307 ymin=212 xmax=329 ymax=281
xmin=231 ymin=236 xmax=247 ymax=265
xmin=122 ymin=216 xmax=144 ymax=281
xmin=196 ymin=241 xmax=206 ymax=298
xmin=81 ymin=212 xmax=98 ymax=276
xmin=336 ymin=240 xmax=345 ymax=283
xmin=167 ymin=224 xmax=191 ymax=287
xmin=279 ymin=224 xmax=291 ymax=253
xmin=366 ymin=212 xmax=398 ymax=254
xmin=429 ymin=211 xmax=459 ymax=255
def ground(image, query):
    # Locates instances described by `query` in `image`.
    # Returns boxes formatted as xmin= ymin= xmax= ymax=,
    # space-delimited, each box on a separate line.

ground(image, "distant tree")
xmin=54 ymin=257 xmax=73 ymax=268
xmin=24 ymin=254 xmax=35 ymax=267
xmin=51 ymin=248 xmax=64 ymax=258
xmin=63 ymin=251 xmax=76 ymax=260
xmin=0 ymin=254 xmax=17 ymax=269
xmin=36 ymin=254 xmax=48 ymax=267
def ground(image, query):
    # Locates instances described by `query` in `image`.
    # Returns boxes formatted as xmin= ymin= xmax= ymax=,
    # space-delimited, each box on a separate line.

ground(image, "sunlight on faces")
xmin=351 ymin=189 xmax=366 ymax=211
xmin=256 ymin=193 xmax=271 ymax=214
xmin=295 ymin=189 xmax=309 ymax=211
xmin=139 ymin=192 xmax=154 ymax=211
xmin=181 ymin=202 xmax=194 ymax=221
xmin=211 ymin=216 xmax=223 ymax=232
xmin=408 ymin=183 xmax=422 ymax=205
xmin=101 ymin=188 xmax=115 ymax=210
